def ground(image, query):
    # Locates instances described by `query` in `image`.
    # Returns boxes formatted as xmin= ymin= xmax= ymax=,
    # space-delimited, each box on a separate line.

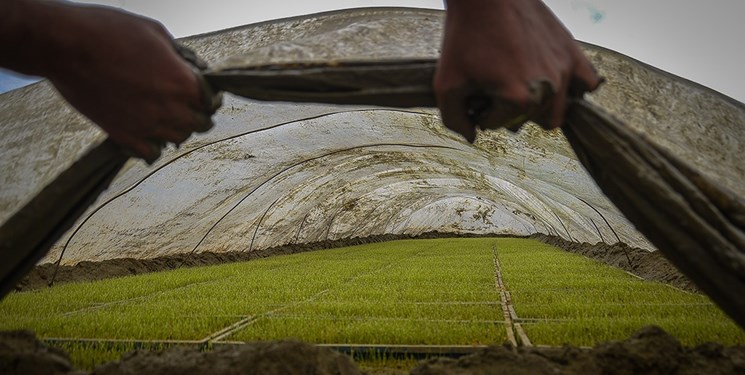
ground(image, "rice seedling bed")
xmin=0 ymin=238 xmax=505 ymax=347
xmin=522 ymin=316 xmax=745 ymax=347
xmin=232 ymin=315 xmax=504 ymax=345
xmin=495 ymin=238 xmax=745 ymax=346
xmin=277 ymin=300 xmax=500 ymax=321
xmin=55 ymin=341 xmax=138 ymax=372
xmin=228 ymin=238 xmax=505 ymax=344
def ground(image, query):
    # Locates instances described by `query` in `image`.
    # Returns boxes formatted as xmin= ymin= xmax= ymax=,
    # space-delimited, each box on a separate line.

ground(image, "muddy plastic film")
xmin=563 ymin=100 xmax=745 ymax=328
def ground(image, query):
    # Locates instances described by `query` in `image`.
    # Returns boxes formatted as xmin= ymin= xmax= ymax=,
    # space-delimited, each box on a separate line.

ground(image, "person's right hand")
xmin=3 ymin=1 xmax=221 ymax=163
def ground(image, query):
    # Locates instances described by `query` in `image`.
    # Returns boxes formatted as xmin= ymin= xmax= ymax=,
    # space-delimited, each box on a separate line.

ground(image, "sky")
xmin=3 ymin=0 xmax=744 ymax=103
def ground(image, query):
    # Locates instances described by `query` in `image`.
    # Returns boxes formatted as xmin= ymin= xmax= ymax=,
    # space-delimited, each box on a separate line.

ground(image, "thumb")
xmin=438 ymin=86 xmax=477 ymax=143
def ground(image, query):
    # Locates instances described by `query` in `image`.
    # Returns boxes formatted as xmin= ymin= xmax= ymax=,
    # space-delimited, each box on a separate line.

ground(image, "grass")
xmin=55 ymin=342 xmax=136 ymax=371
xmin=52 ymin=341 xmax=174 ymax=371
xmin=0 ymin=237 xmax=743 ymax=370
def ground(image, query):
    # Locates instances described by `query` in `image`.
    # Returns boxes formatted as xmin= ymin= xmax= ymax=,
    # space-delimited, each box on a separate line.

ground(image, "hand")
xmin=434 ymin=0 xmax=601 ymax=142
xmin=52 ymin=4 xmax=221 ymax=162
xmin=2 ymin=1 xmax=220 ymax=163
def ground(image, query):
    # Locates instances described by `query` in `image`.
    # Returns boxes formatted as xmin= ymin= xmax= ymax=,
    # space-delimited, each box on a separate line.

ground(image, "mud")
xmin=17 ymin=233 xmax=695 ymax=294
xmin=90 ymin=341 xmax=360 ymax=375
xmin=2 ymin=327 xmax=744 ymax=375
xmin=0 ymin=330 xmax=76 ymax=375
xmin=412 ymin=326 xmax=745 ymax=375
xmin=0 ymin=331 xmax=359 ymax=375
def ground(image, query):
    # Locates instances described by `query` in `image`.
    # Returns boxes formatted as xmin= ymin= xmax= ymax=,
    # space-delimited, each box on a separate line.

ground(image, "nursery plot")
xmin=0 ymin=238 xmax=506 ymax=347
xmin=233 ymin=315 xmax=505 ymax=345
xmin=522 ymin=317 xmax=745 ymax=347
xmin=277 ymin=301 xmax=499 ymax=321
xmin=325 ymin=286 xmax=498 ymax=304
xmin=2 ymin=237 xmax=742 ymax=371
xmin=20 ymin=305 xmax=237 ymax=340
xmin=230 ymin=238 xmax=506 ymax=344
xmin=495 ymin=239 xmax=745 ymax=346
xmin=0 ymin=247 xmax=389 ymax=340
xmin=0 ymin=268 xmax=227 ymax=318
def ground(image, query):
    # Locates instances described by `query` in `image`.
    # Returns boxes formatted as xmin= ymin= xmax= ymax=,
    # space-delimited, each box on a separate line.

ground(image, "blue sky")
xmin=0 ymin=69 xmax=40 ymax=93
xmin=3 ymin=0 xmax=744 ymax=103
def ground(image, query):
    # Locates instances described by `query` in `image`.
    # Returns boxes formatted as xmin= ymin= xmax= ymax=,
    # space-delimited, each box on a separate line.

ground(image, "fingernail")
xmin=146 ymin=142 xmax=162 ymax=164
xmin=193 ymin=112 xmax=214 ymax=133
xmin=211 ymin=92 xmax=223 ymax=114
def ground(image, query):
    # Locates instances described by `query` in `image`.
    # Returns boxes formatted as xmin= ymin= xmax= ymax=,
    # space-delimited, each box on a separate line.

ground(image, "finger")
xmin=529 ymin=79 xmax=556 ymax=106
xmin=465 ymin=95 xmax=492 ymax=126
xmin=193 ymin=112 xmax=215 ymax=133
xmin=193 ymin=67 xmax=223 ymax=115
xmin=529 ymin=98 xmax=553 ymax=130
xmin=119 ymin=137 xmax=162 ymax=164
xmin=153 ymin=126 xmax=192 ymax=146
xmin=170 ymin=41 xmax=222 ymax=116
xmin=570 ymin=54 xmax=604 ymax=97
xmin=525 ymin=79 xmax=557 ymax=130
xmin=547 ymin=76 xmax=569 ymax=130
xmin=158 ymin=106 xmax=214 ymax=134
xmin=173 ymin=42 xmax=209 ymax=71
xmin=439 ymin=87 xmax=477 ymax=143
xmin=141 ymin=141 xmax=163 ymax=164
xmin=206 ymin=90 xmax=223 ymax=115
xmin=483 ymin=97 xmax=527 ymax=132
xmin=480 ymin=81 xmax=552 ymax=132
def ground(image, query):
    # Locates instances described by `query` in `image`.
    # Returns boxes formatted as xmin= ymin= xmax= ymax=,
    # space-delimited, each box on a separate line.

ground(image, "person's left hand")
xmin=41 ymin=3 xmax=221 ymax=163
xmin=434 ymin=0 xmax=602 ymax=143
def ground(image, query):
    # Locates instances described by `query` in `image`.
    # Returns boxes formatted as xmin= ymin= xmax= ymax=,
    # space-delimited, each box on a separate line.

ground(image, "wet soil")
xmin=2 ymin=327 xmax=744 ymax=375
xmin=17 ymin=233 xmax=696 ymax=293
xmin=411 ymin=326 xmax=745 ymax=375
xmin=0 ymin=330 xmax=76 ymax=375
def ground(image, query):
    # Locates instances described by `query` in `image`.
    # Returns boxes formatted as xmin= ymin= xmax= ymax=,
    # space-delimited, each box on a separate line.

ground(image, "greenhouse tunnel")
xmin=1 ymin=8 xmax=744 ymax=272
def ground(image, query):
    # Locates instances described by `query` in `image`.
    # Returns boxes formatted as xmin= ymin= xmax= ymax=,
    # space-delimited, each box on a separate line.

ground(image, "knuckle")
xmin=146 ymin=19 xmax=171 ymax=37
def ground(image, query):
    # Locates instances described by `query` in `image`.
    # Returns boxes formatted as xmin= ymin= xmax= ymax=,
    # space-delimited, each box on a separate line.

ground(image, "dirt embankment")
xmin=17 ymin=234 xmax=422 ymax=292
xmin=2 ymin=327 xmax=744 ymax=375
xmin=411 ymin=326 xmax=745 ymax=375
xmin=18 ymin=232 xmax=696 ymax=293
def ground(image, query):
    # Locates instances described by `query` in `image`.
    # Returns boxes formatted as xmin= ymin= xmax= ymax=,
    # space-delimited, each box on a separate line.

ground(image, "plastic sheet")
xmin=564 ymin=100 xmax=745 ymax=327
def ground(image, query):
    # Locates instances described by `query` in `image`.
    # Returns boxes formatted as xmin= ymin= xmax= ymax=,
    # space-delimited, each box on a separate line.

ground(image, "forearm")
xmin=2 ymin=1 xmax=60 ymax=76
xmin=444 ymin=0 xmax=543 ymax=17
xmin=444 ymin=0 xmax=512 ymax=17
xmin=444 ymin=0 xmax=555 ymax=34
xmin=0 ymin=0 xmax=103 ymax=81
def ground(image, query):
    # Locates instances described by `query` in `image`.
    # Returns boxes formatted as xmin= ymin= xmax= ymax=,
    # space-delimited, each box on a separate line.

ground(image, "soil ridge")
xmin=2 ymin=327 xmax=744 ymax=374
